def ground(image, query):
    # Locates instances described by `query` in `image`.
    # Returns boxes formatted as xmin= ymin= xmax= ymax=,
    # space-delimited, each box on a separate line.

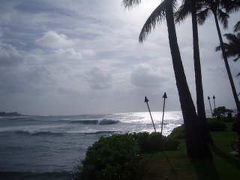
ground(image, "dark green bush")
xmin=221 ymin=116 xmax=234 ymax=123
xmin=132 ymin=132 xmax=179 ymax=153
xmin=213 ymin=106 xmax=233 ymax=117
xmin=75 ymin=134 xmax=141 ymax=180
xmin=208 ymin=120 xmax=226 ymax=131
xmin=168 ymin=125 xmax=185 ymax=139
xmin=74 ymin=132 xmax=180 ymax=180
xmin=169 ymin=120 xmax=227 ymax=136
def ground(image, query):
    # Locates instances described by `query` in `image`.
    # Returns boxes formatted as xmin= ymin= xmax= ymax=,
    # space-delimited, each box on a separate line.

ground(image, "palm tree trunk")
xmin=191 ymin=2 xmax=212 ymax=144
xmin=213 ymin=11 xmax=240 ymax=113
xmin=165 ymin=2 xmax=212 ymax=159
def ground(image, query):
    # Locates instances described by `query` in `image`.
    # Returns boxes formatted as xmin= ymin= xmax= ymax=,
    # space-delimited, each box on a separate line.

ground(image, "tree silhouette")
xmin=123 ymin=0 xmax=212 ymax=159
xmin=175 ymin=0 xmax=212 ymax=143
xmin=196 ymin=0 xmax=240 ymax=112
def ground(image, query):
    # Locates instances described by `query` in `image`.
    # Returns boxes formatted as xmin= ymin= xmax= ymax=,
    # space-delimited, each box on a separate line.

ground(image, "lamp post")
xmin=161 ymin=92 xmax=167 ymax=135
xmin=208 ymin=96 xmax=213 ymax=117
xmin=213 ymin=95 xmax=216 ymax=110
xmin=144 ymin=96 xmax=156 ymax=132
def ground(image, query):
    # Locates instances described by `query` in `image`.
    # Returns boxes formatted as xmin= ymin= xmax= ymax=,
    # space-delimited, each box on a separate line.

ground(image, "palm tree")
xmin=123 ymin=0 xmax=212 ymax=158
xmin=175 ymin=0 xmax=211 ymax=143
xmin=216 ymin=33 xmax=240 ymax=62
xmin=218 ymin=0 xmax=240 ymax=157
xmin=197 ymin=0 xmax=240 ymax=112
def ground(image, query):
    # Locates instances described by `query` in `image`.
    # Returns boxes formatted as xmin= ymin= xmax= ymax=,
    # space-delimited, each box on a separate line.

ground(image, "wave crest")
xmin=0 ymin=130 xmax=120 ymax=137
xmin=14 ymin=130 xmax=64 ymax=136
xmin=70 ymin=119 xmax=119 ymax=125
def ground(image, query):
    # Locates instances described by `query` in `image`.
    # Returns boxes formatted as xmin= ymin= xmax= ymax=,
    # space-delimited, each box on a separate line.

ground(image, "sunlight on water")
xmin=0 ymin=111 xmax=183 ymax=172
xmin=115 ymin=111 xmax=183 ymax=135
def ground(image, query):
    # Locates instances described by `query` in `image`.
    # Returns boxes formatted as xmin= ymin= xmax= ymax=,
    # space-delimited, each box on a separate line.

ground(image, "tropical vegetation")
xmin=200 ymin=0 xmax=240 ymax=112
xmin=123 ymin=0 xmax=212 ymax=158
xmin=74 ymin=133 xmax=179 ymax=180
xmin=75 ymin=0 xmax=240 ymax=179
xmin=75 ymin=117 xmax=240 ymax=180
xmin=122 ymin=0 xmax=240 ymax=157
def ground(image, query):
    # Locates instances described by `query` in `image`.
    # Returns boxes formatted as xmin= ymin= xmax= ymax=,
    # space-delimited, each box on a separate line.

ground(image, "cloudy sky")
xmin=0 ymin=0 xmax=239 ymax=115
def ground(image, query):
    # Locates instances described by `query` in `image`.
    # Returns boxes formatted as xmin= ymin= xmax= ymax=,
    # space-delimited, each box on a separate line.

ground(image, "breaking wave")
xmin=0 ymin=130 xmax=120 ymax=137
xmin=14 ymin=130 xmax=64 ymax=136
xmin=70 ymin=119 xmax=119 ymax=125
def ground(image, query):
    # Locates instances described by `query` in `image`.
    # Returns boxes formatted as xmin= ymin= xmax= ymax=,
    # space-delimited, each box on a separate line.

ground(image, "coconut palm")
xmin=175 ymin=0 xmax=212 ymax=143
xmin=123 ymin=0 xmax=212 ymax=158
xmin=216 ymin=33 xmax=240 ymax=62
xmin=196 ymin=0 xmax=240 ymax=112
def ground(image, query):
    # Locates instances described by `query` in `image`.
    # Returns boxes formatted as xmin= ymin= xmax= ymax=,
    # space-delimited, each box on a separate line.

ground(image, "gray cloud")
xmin=0 ymin=65 xmax=53 ymax=95
xmin=131 ymin=65 xmax=168 ymax=88
xmin=0 ymin=44 xmax=23 ymax=66
xmin=0 ymin=0 xmax=239 ymax=115
xmin=86 ymin=67 xmax=112 ymax=90
xmin=36 ymin=31 xmax=74 ymax=49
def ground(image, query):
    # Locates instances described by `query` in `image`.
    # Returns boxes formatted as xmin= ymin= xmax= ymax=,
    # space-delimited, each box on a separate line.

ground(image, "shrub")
xmin=75 ymin=134 xmax=141 ymax=180
xmin=222 ymin=116 xmax=234 ymax=123
xmin=74 ymin=132 xmax=180 ymax=180
xmin=132 ymin=132 xmax=179 ymax=153
xmin=168 ymin=125 xmax=185 ymax=139
xmin=213 ymin=106 xmax=233 ymax=118
xmin=208 ymin=120 xmax=226 ymax=131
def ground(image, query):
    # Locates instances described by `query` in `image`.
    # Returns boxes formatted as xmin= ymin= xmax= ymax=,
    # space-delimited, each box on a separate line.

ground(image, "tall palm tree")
xmin=197 ymin=0 xmax=240 ymax=112
xmin=216 ymin=33 xmax=240 ymax=62
xmin=216 ymin=0 xmax=240 ymax=157
xmin=175 ymin=0 xmax=211 ymax=143
xmin=123 ymin=0 xmax=212 ymax=158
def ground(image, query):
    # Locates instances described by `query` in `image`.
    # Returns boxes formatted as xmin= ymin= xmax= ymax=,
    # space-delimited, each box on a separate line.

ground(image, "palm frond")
xmin=122 ymin=0 xmax=141 ymax=8
xmin=224 ymin=33 xmax=239 ymax=44
xmin=233 ymin=55 xmax=240 ymax=62
xmin=237 ymin=33 xmax=240 ymax=39
xmin=215 ymin=45 xmax=221 ymax=52
xmin=215 ymin=43 xmax=230 ymax=52
xmin=197 ymin=8 xmax=210 ymax=25
xmin=234 ymin=21 xmax=240 ymax=32
xmin=175 ymin=0 xmax=192 ymax=23
xmin=139 ymin=0 xmax=169 ymax=42
xmin=221 ymin=0 xmax=240 ymax=13
xmin=217 ymin=9 xmax=229 ymax=29
xmin=217 ymin=33 xmax=240 ymax=59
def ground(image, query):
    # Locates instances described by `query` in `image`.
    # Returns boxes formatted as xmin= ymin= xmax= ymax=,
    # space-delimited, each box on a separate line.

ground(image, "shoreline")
xmin=0 ymin=171 xmax=72 ymax=180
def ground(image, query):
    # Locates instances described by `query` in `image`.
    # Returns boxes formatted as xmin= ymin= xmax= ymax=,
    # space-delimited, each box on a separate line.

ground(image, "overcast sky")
xmin=0 ymin=0 xmax=239 ymax=115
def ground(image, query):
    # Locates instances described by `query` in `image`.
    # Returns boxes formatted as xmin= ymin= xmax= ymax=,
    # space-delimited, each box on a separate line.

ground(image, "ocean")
xmin=0 ymin=111 xmax=183 ymax=179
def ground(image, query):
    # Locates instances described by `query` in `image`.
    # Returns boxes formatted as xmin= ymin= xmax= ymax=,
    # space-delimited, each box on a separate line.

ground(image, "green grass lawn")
xmin=140 ymin=122 xmax=240 ymax=180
